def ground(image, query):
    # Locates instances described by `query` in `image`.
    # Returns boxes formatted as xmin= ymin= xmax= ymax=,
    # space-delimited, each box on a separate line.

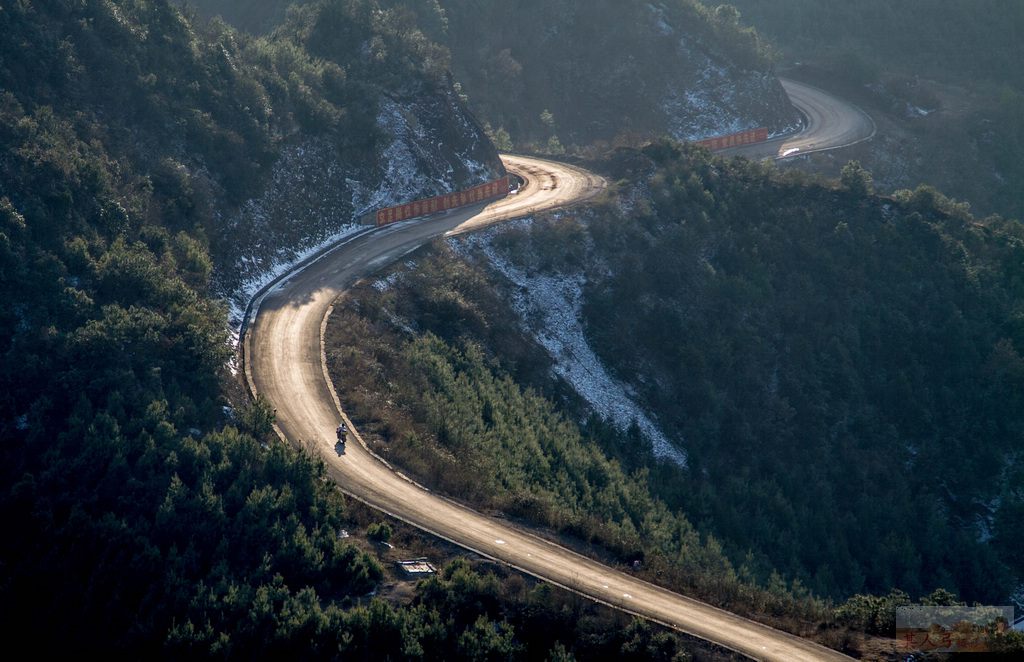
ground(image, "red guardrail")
xmin=694 ymin=127 xmax=768 ymax=152
xmin=374 ymin=176 xmax=510 ymax=227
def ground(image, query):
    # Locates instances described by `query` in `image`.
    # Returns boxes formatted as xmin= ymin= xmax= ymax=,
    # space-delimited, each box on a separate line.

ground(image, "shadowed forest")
xmin=2 ymin=0 xmax=1022 ymax=659
xmin=325 ymin=142 xmax=1024 ymax=654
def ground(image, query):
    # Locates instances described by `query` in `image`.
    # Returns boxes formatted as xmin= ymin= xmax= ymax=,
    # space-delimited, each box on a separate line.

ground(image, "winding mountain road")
xmin=723 ymin=78 xmax=876 ymax=160
xmin=243 ymin=82 xmax=871 ymax=661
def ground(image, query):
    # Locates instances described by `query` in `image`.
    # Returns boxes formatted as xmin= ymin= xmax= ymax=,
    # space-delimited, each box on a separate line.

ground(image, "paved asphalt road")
xmin=244 ymin=82 xmax=872 ymax=661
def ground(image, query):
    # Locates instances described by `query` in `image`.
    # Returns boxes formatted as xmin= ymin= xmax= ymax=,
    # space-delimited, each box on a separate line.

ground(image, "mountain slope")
xmin=509 ymin=145 xmax=1024 ymax=603
xmin=723 ymin=0 xmax=1024 ymax=226
xmin=191 ymin=0 xmax=800 ymax=149
xmin=411 ymin=0 xmax=800 ymax=148
xmin=0 ymin=1 xmax=530 ymax=657
xmin=328 ymin=143 xmax=1024 ymax=610
xmin=1 ymin=0 xmax=503 ymax=319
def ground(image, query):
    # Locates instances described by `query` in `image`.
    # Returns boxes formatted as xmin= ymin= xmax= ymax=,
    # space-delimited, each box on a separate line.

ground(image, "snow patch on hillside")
xmin=452 ymin=221 xmax=687 ymax=466
xmin=373 ymin=98 xmax=441 ymax=203
xmin=376 ymin=92 xmax=496 ymax=198
xmin=220 ymin=136 xmax=366 ymax=331
xmin=224 ymin=130 xmax=425 ymax=332
xmin=660 ymin=32 xmax=800 ymax=142
xmin=666 ymin=61 xmax=799 ymax=141
xmin=224 ymin=89 xmax=500 ymax=334
xmin=1011 ymin=584 xmax=1024 ymax=619
xmin=648 ymin=3 xmax=674 ymax=35
xmin=227 ymin=224 xmax=366 ymax=332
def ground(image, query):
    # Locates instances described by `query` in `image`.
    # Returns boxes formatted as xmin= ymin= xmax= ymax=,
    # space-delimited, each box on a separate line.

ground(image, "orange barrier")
xmin=374 ymin=176 xmax=510 ymax=227
xmin=694 ymin=127 xmax=768 ymax=152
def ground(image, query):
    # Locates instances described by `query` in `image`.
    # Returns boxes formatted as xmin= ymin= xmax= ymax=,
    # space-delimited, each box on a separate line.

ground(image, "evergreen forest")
xmin=0 ymin=1 xmax=691 ymax=658
xmin=324 ymin=143 xmax=1024 ymax=654
xmin=3 ymin=0 xmax=1024 ymax=659
xmin=582 ymin=144 xmax=1024 ymax=604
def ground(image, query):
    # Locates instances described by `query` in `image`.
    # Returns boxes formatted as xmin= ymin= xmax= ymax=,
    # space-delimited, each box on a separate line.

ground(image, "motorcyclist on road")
xmin=336 ymin=424 xmax=347 ymax=443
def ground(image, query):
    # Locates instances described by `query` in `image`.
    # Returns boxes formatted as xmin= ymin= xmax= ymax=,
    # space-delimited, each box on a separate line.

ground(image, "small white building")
xmin=395 ymin=558 xmax=437 ymax=579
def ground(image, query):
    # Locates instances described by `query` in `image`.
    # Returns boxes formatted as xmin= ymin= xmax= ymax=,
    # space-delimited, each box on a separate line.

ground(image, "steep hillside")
xmin=325 ymin=143 xmax=1024 ymax=612
xmin=217 ymin=0 xmax=504 ymax=318
xmin=0 ymin=0 xmax=502 ymax=322
xmin=192 ymin=0 xmax=800 ymax=150
xmin=0 ymin=1 xmax=545 ymax=658
xmin=723 ymin=0 xmax=1024 ymax=225
xmin=407 ymin=0 xmax=800 ymax=149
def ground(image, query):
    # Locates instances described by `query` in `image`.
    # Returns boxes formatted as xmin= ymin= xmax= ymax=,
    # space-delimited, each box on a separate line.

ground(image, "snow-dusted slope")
xmin=451 ymin=218 xmax=687 ymax=466
xmin=647 ymin=4 xmax=800 ymax=141
xmin=217 ymin=81 xmax=502 ymax=329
